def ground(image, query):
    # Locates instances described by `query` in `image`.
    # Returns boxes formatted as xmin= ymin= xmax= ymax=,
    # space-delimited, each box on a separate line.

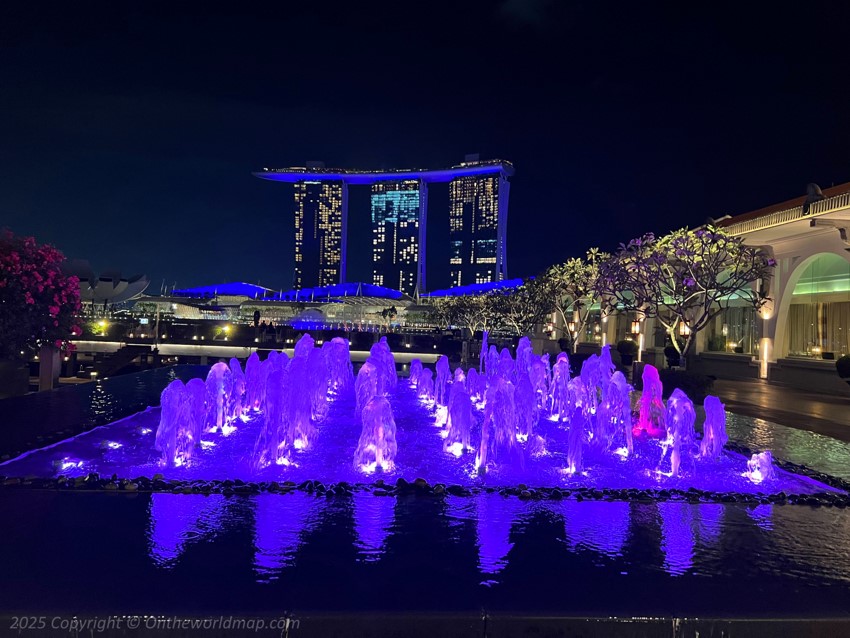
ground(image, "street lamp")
xmin=679 ymin=321 xmax=691 ymax=336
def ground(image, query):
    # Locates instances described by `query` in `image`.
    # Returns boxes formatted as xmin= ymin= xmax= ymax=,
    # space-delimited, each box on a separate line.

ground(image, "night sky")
xmin=2 ymin=1 xmax=849 ymax=292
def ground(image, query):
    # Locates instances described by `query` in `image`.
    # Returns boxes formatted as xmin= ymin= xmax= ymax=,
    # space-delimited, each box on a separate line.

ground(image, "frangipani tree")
xmin=599 ymin=226 xmax=774 ymax=356
xmin=490 ymin=277 xmax=554 ymax=336
xmin=0 ymin=230 xmax=82 ymax=360
xmin=427 ymin=294 xmax=499 ymax=334
xmin=544 ymin=248 xmax=610 ymax=352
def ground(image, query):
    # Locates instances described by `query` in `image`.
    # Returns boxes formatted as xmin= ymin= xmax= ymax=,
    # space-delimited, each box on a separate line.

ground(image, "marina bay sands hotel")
xmin=253 ymin=155 xmax=514 ymax=295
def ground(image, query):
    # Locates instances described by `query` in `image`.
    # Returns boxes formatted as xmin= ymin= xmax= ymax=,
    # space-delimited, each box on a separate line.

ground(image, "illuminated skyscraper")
xmin=448 ymin=156 xmax=512 ymax=287
xmin=293 ymin=180 xmax=347 ymax=288
xmin=370 ymin=180 xmax=427 ymax=295
xmin=254 ymin=156 xmax=512 ymax=292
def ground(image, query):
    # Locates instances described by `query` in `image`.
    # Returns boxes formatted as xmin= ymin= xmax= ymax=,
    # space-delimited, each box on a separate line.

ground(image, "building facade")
xmin=448 ymin=157 xmax=511 ymax=287
xmin=370 ymin=180 xmax=427 ymax=295
xmin=255 ymin=157 xmax=513 ymax=293
xmin=293 ymin=180 xmax=347 ymax=288
xmin=548 ymin=183 xmax=850 ymax=396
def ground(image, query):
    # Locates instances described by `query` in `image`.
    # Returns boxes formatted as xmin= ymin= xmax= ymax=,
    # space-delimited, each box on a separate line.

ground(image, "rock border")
xmin=2 ymin=453 xmax=850 ymax=508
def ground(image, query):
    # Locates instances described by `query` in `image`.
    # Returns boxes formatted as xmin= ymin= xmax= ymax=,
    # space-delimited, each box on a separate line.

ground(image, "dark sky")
xmin=2 ymin=1 xmax=849 ymax=292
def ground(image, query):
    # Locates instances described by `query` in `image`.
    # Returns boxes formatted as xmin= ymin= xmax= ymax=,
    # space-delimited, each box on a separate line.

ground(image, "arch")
xmin=773 ymin=251 xmax=850 ymax=359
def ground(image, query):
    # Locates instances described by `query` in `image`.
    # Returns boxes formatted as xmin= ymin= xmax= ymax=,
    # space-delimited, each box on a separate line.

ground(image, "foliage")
xmin=836 ymin=355 xmax=850 ymax=379
xmin=489 ymin=277 xmax=554 ymax=335
xmin=426 ymin=277 xmax=552 ymax=336
xmin=427 ymin=294 xmax=499 ymax=333
xmin=542 ymin=248 xmax=609 ymax=352
xmin=599 ymin=226 xmax=775 ymax=355
xmin=380 ymin=306 xmax=398 ymax=326
xmin=616 ymin=339 xmax=638 ymax=357
xmin=658 ymin=369 xmax=715 ymax=401
xmin=0 ymin=230 xmax=81 ymax=359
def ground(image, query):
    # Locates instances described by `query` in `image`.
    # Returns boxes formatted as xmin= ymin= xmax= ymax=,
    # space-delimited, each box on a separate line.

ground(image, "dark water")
xmin=1 ymin=489 xmax=850 ymax=617
xmin=2 ymin=367 xmax=850 ymax=618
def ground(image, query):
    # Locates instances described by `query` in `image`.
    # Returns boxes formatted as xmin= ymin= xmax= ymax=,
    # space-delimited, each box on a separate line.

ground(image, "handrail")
xmin=725 ymin=191 xmax=850 ymax=236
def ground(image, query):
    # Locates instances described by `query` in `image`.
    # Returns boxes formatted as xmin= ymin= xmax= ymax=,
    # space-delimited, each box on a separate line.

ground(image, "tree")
xmin=381 ymin=305 xmax=398 ymax=328
xmin=599 ymin=226 xmax=775 ymax=356
xmin=0 ymin=230 xmax=82 ymax=360
xmin=427 ymin=295 xmax=498 ymax=333
xmin=544 ymin=248 xmax=610 ymax=352
xmin=491 ymin=277 xmax=554 ymax=336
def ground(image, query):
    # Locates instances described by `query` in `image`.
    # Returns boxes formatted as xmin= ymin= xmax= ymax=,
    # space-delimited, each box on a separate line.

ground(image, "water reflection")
xmin=657 ymin=502 xmax=726 ymax=576
xmin=745 ymin=503 xmax=773 ymax=531
xmin=143 ymin=491 xmax=831 ymax=590
xmin=148 ymin=493 xmax=227 ymax=567
xmin=726 ymin=414 xmax=850 ymax=481
xmin=475 ymin=494 xmax=528 ymax=575
xmin=352 ymin=491 xmax=394 ymax=561
xmin=89 ymin=380 xmax=119 ymax=421
xmin=253 ymin=493 xmax=320 ymax=582
xmin=562 ymin=500 xmax=630 ymax=557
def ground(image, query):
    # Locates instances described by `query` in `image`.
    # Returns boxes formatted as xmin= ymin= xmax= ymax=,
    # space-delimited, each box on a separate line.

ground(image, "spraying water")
xmin=354 ymin=396 xmax=398 ymax=473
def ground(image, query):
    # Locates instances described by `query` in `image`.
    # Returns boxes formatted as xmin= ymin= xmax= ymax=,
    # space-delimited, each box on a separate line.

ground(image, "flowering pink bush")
xmin=0 ymin=230 xmax=82 ymax=359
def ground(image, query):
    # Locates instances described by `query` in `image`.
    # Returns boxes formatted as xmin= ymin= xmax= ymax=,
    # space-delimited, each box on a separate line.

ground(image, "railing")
xmin=726 ymin=191 xmax=850 ymax=235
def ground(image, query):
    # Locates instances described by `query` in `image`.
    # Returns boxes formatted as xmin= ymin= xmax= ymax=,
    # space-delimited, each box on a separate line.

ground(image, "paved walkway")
xmin=713 ymin=378 xmax=850 ymax=442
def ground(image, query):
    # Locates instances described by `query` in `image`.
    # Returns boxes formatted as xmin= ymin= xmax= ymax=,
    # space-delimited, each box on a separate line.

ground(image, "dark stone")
xmin=373 ymin=489 xmax=390 ymax=496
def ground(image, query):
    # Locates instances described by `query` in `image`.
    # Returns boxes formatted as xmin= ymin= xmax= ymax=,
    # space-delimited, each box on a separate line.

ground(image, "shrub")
xmin=658 ymin=369 xmax=715 ymax=402
xmin=663 ymin=345 xmax=681 ymax=367
xmin=616 ymin=340 xmax=638 ymax=357
xmin=0 ymin=230 xmax=81 ymax=359
xmin=837 ymin=355 xmax=850 ymax=379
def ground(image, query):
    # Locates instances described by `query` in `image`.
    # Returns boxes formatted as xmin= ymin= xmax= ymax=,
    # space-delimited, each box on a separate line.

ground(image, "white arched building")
xmin=690 ymin=185 xmax=850 ymax=395
xmin=554 ymin=184 xmax=850 ymax=396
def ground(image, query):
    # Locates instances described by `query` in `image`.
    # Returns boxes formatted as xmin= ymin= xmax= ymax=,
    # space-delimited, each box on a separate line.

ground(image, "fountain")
xmin=549 ymin=352 xmax=571 ymax=420
xmin=409 ymin=359 xmax=423 ymax=387
xmin=635 ymin=364 xmax=666 ymax=438
xmin=700 ymin=396 xmax=728 ymax=460
xmin=417 ymin=368 xmax=435 ymax=403
xmin=229 ymin=357 xmax=246 ymax=421
xmin=355 ymin=361 xmax=379 ymax=421
xmin=325 ymin=337 xmax=354 ymax=396
xmin=435 ymin=355 xmax=450 ymax=406
xmin=476 ymin=375 xmax=522 ymax=473
xmin=445 ymin=368 xmax=473 ymax=456
xmin=155 ymin=380 xmax=188 ymax=466
xmin=354 ymin=396 xmax=398 ymax=472
xmin=514 ymin=374 xmax=537 ymax=443
xmin=143 ymin=333 xmax=782 ymax=489
xmin=205 ymin=362 xmax=233 ymax=434
xmin=745 ymin=451 xmax=776 ymax=484
xmin=7 ymin=329 xmax=810 ymax=505
xmin=245 ymin=352 xmax=264 ymax=411
xmin=660 ymin=388 xmax=696 ymax=477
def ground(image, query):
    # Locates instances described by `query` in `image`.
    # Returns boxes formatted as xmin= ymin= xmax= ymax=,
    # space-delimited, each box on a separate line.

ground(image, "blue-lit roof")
xmin=422 ymin=278 xmax=527 ymax=298
xmin=253 ymin=160 xmax=514 ymax=185
xmin=172 ymin=282 xmax=274 ymax=298
xmin=267 ymin=282 xmax=404 ymax=301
